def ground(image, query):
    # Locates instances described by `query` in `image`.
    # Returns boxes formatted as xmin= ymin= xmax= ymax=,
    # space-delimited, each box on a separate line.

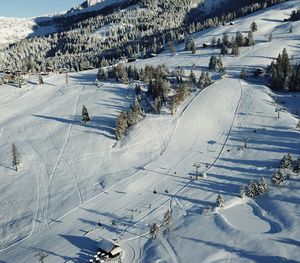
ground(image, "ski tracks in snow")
xmin=159 ymin=234 xmax=180 ymax=263
xmin=49 ymin=85 xmax=82 ymax=182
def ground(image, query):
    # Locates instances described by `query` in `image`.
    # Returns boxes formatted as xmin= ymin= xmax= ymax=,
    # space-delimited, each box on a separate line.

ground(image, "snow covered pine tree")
xmin=216 ymin=194 xmax=225 ymax=207
xmin=272 ymin=170 xmax=285 ymax=185
xmin=82 ymin=105 xmax=91 ymax=124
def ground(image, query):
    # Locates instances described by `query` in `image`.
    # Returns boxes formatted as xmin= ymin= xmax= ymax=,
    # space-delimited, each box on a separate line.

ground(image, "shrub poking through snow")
xmin=272 ymin=169 xmax=285 ymax=185
xmin=216 ymin=194 xmax=225 ymax=208
xmin=280 ymin=153 xmax=293 ymax=169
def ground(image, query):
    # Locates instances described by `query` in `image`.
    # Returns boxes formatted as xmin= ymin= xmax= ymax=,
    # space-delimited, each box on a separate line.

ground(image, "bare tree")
xmin=12 ymin=142 xmax=20 ymax=171
xmin=150 ymin=223 xmax=160 ymax=239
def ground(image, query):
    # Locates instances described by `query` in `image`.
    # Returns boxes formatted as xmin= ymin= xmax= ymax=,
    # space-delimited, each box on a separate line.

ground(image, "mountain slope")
xmin=0 ymin=0 xmax=300 ymax=262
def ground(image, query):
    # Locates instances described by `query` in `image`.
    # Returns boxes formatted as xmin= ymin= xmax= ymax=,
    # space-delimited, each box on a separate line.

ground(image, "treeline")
xmin=289 ymin=9 xmax=300 ymax=21
xmin=268 ymin=48 xmax=300 ymax=92
xmin=110 ymin=64 xmax=212 ymax=139
xmin=0 ymin=0 xmax=288 ymax=73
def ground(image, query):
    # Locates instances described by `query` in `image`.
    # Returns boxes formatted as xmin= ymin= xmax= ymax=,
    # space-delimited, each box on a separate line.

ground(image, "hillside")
xmin=0 ymin=0 xmax=287 ymax=71
xmin=0 ymin=0 xmax=300 ymax=262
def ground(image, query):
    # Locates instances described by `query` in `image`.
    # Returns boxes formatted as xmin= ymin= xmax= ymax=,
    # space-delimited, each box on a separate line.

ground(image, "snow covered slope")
xmin=0 ymin=17 xmax=55 ymax=47
xmin=0 ymin=0 xmax=300 ymax=262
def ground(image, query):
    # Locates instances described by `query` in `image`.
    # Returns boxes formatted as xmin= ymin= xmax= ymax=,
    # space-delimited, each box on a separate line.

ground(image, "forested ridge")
xmin=0 ymin=0 xmax=287 ymax=72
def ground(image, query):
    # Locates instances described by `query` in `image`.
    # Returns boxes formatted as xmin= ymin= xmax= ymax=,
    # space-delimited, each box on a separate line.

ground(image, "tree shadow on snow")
xmin=182 ymin=237 xmax=299 ymax=263
xmin=60 ymin=234 xmax=99 ymax=262
xmin=33 ymin=114 xmax=116 ymax=140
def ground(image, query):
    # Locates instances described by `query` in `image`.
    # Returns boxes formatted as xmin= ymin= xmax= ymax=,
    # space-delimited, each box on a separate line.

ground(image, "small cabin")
xmin=4 ymin=69 xmax=12 ymax=74
xmin=203 ymin=43 xmax=211 ymax=48
xmin=4 ymin=74 xmax=15 ymax=83
xmin=97 ymin=238 xmax=122 ymax=258
xmin=46 ymin=66 xmax=54 ymax=72
xmin=253 ymin=68 xmax=264 ymax=77
xmin=59 ymin=68 xmax=69 ymax=74
xmin=127 ymin=58 xmax=137 ymax=63
xmin=40 ymin=71 xmax=50 ymax=76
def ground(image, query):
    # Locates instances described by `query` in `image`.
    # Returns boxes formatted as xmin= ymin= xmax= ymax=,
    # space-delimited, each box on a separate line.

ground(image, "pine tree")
xmin=191 ymin=42 xmax=196 ymax=54
xmin=197 ymin=71 xmax=206 ymax=89
xmin=82 ymin=105 xmax=90 ymax=124
xmin=216 ymin=194 xmax=225 ymax=208
xmin=246 ymin=180 xmax=259 ymax=198
xmin=168 ymin=41 xmax=176 ymax=55
xmin=296 ymin=157 xmax=300 ymax=176
xmin=18 ymin=79 xmax=22 ymax=89
xmin=97 ymin=67 xmax=108 ymax=81
xmin=205 ymin=72 xmax=212 ymax=87
xmin=220 ymin=44 xmax=228 ymax=55
xmin=189 ymin=70 xmax=196 ymax=83
xmin=222 ymin=33 xmax=230 ymax=46
xmin=246 ymin=31 xmax=255 ymax=46
xmin=115 ymin=111 xmax=128 ymax=140
xmin=280 ymin=153 xmax=293 ymax=169
xmin=209 ymin=55 xmax=223 ymax=71
xmin=239 ymin=185 xmax=245 ymax=198
xmin=211 ymin=37 xmax=217 ymax=47
xmin=38 ymin=73 xmax=44 ymax=85
xmin=250 ymin=21 xmax=258 ymax=32
xmin=257 ymin=177 xmax=267 ymax=195
xmin=272 ymin=169 xmax=285 ymax=185
xmin=185 ymin=35 xmax=195 ymax=53
xmin=235 ymin=31 xmax=244 ymax=47
xmin=12 ymin=142 xmax=20 ymax=171
xmin=231 ymin=42 xmax=240 ymax=56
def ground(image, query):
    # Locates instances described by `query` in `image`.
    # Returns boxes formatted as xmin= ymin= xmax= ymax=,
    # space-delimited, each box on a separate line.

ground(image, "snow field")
xmin=1 ymin=1 xmax=300 ymax=262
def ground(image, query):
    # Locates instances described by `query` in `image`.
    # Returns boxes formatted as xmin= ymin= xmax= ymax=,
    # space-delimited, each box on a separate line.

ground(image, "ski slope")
xmin=0 ymin=1 xmax=300 ymax=262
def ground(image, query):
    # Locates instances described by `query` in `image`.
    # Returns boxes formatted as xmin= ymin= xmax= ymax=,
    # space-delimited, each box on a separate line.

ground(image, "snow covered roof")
xmin=111 ymin=247 xmax=122 ymax=256
xmin=98 ymin=238 xmax=119 ymax=253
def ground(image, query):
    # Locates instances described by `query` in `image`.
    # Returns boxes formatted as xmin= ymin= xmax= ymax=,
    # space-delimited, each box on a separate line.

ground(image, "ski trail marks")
xmin=49 ymin=85 xmax=82 ymax=182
